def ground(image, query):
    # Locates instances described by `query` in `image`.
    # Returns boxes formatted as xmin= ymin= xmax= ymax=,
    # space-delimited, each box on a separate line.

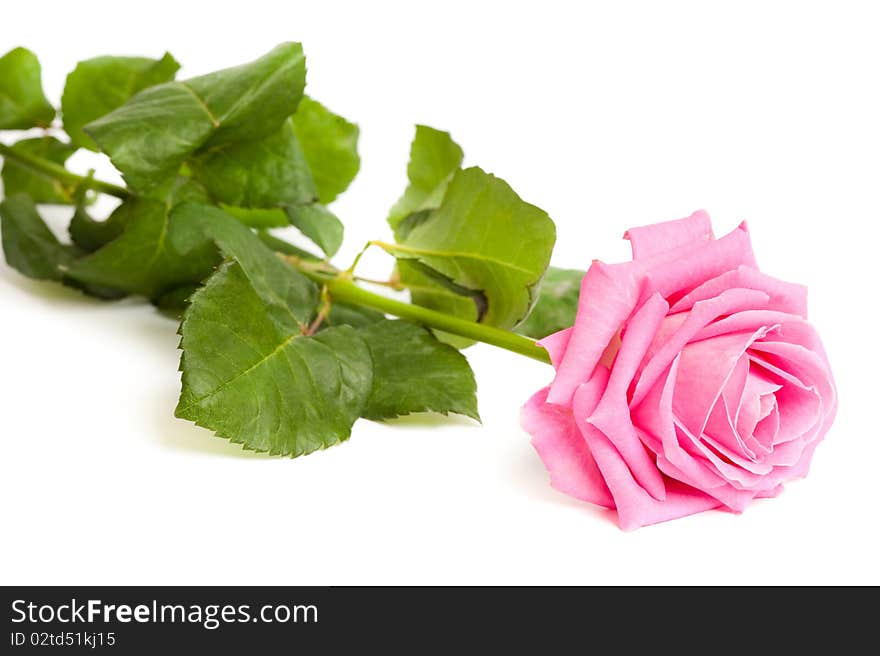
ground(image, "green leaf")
xmin=387 ymin=125 xmax=463 ymax=235
xmin=70 ymin=174 xmax=208 ymax=254
xmin=0 ymin=194 xmax=126 ymax=299
xmin=154 ymin=204 xmax=323 ymax=318
xmin=189 ymin=120 xmax=343 ymax=255
xmin=84 ymin=43 xmax=306 ymax=195
xmin=1 ymin=137 xmax=77 ymax=204
xmin=385 ymin=166 xmax=555 ymax=331
xmin=189 ymin=121 xmax=314 ymax=207
xmin=284 ymin=203 xmax=344 ymax=257
xmin=154 ymin=283 xmax=199 ymax=317
xmin=0 ymin=193 xmax=77 ymax=280
xmin=0 ymin=47 xmax=55 ymax=129
xmin=324 ymin=302 xmax=385 ymax=329
xmin=291 ymin=96 xmax=360 ymax=204
xmin=384 ymin=126 xmax=475 ymax=343
xmin=168 ymin=202 xmax=319 ymax=322
xmin=62 ymin=53 xmax=180 ymax=151
xmin=396 ymin=260 xmax=480 ymax=349
xmin=256 ymin=229 xmax=322 ymax=261
xmin=69 ymin=205 xmax=117 ymax=253
xmin=359 ymin=319 xmax=479 ymax=421
xmin=394 ymin=208 xmax=433 ymax=242
xmin=220 ymin=206 xmax=290 ymax=229
xmin=68 ymin=195 xmax=145 ymax=253
xmin=515 ymin=267 xmax=584 ymax=339
xmin=176 ymin=262 xmax=372 ymax=456
xmin=65 ymin=196 xmax=220 ymax=299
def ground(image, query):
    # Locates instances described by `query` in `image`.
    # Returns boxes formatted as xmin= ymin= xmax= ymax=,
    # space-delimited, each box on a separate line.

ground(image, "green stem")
xmin=0 ymin=142 xmax=130 ymax=200
xmin=295 ymin=265 xmax=550 ymax=364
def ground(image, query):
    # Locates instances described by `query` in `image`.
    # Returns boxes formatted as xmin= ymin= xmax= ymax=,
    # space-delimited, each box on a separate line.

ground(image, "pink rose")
xmin=521 ymin=211 xmax=837 ymax=530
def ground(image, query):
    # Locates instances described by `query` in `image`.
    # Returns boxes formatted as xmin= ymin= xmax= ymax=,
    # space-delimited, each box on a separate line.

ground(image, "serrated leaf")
xmin=168 ymin=203 xmax=319 ymax=323
xmin=0 ymin=193 xmax=77 ymax=280
xmin=385 ymin=166 xmax=555 ymax=331
xmin=154 ymin=205 xmax=323 ymax=318
xmin=84 ymin=43 xmax=306 ymax=196
xmin=62 ymin=52 xmax=180 ymax=151
xmin=359 ymin=319 xmax=479 ymax=421
xmin=1 ymin=137 xmax=77 ymax=204
xmin=0 ymin=47 xmax=55 ymax=129
xmin=291 ymin=96 xmax=360 ymax=204
xmin=176 ymin=261 xmax=372 ymax=456
xmin=515 ymin=266 xmax=584 ymax=339
xmin=387 ymin=125 xmax=463 ymax=235
xmin=65 ymin=195 xmax=220 ymax=299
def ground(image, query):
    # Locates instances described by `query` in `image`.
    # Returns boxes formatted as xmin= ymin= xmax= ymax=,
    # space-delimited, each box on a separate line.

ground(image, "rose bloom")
xmin=521 ymin=212 xmax=837 ymax=530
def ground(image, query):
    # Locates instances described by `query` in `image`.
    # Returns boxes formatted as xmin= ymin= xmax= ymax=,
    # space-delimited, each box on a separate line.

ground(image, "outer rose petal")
xmin=643 ymin=223 xmax=758 ymax=299
xmin=522 ymin=388 xmax=614 ymax=508
xmin=624 ymin=210 xmax=713 ymax=261
xmin=547 ymin=261 xmax=643 ymax=406
xmin=538 ymin=328 xmax=572 ymax=368
xmin=573 ymin=371 xmax=721 ymax=531
xmin=589 ymin=293 xmax=669 ymax=501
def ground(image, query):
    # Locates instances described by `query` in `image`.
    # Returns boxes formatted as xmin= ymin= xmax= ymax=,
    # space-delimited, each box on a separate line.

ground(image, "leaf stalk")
xmin=0 ymin=142 xmax=130 ymax=200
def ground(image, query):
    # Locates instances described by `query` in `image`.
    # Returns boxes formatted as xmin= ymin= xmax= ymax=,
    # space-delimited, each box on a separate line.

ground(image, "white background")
xmin=1 ymin=1 xmax=878 ymax=585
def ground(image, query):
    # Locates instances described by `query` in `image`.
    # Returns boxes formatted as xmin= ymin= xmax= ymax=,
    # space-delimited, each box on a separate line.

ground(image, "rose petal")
xmin=705 ymin=386 xmax=759 ymax=463
xmin=673 ymin=326 xmax=773 ymax=438
xmin=750 ymin=399 xmax=780 ymax=453
xmin=547 ymin=261 xmax=643 ymax=406
xmin=656 ymin=457 xmax=754 ymax=512
xmin=720 ymin=356 xmax=750 ymax=422
xmin=749 ymin=340 xmax=836 ymax=407
xmin=631 ymin=288 xmax=771 ymax=407
xmin=633 ymin=357 xmax=757 ymax=510
xmin=624 ymin=210 xmax=714 ymax=261
xmin=780 ymin=440 xmax=821 ymax=480
xmin=589 ymin=293 xmax=669 ymax=500
xmin=669 ymin=266 xmax=808 ymax=318
xmin=765 ymin=382 xmax=822 ymax=446
xmin=755 ymin=484 xmax=784 ymax=499
xmin=677 ymin=419 xmax=774 ymax=486
xmin=735 ymin=365 xmax=782 ymax=444
xmin=537 ymin=328 xmax=572 ymax=368
xmin=521 ymin=387 xmax=614 ymax=508
xmin=763 ymin=436 xmax=808 ymax=467
xmin=644 ymin=223 xmax=758 ymax=300
xmin=575 ymin=377 xmax=721 ymax=530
